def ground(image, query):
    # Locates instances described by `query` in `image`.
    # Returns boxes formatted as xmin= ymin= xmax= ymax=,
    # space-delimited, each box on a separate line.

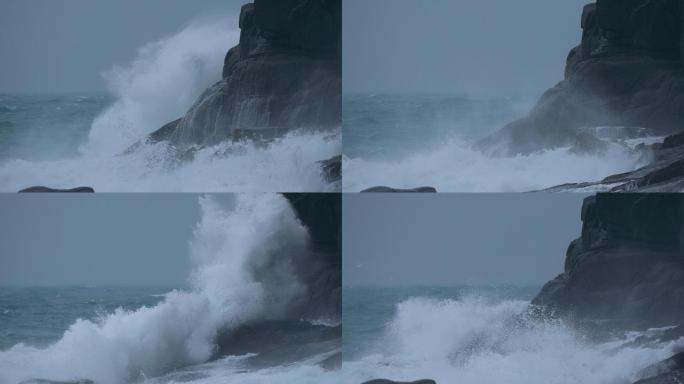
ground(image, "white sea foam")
xmin=0 ymin=194 xmax=318 ymax=384
xmin=342 ymin=136 xmax=651 ymax=192
xmin=0 ymin=130 xmax=340 ymax=192
xmin=343 ymin=296 xmax=684 ymax=384
xmin=82 ymin=18 xmax=238 ymax=156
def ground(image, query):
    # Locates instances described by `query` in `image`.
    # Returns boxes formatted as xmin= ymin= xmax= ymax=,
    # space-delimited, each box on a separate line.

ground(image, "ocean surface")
xmin=0 ymin=195 xmax=340 ymax=384
xmin=0 ymin=286 xmax=171 ymax=351
xmin=342 ymin=286 xmax=684 ymax=384
xmin=0 ymin=19 xmax=340 ymax=192
xmin=342 ymin=94 xmax=656 ymax=192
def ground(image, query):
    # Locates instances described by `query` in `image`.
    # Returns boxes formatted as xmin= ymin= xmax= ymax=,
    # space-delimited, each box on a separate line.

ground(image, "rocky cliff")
xmin=284 ymin=193 xmax=341 ymax=320
xmin=532 ymin=193 xmax=684 ymax=330
xmin=479 ymin=0 xmax=684 ymax=155
xmin=149 ymin=0 xmax=341 ymax=147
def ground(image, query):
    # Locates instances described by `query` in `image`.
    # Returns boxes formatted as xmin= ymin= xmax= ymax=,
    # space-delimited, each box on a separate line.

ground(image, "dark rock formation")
xmin=532 ymin=193 xmax=684 ymax=330
xmin=18 ymin=381 xmax=94 ymax=384
xmin=479 ymin=0 xmax=684 ymax=155
xmin=18 ymin=186 xmax=95 ymax=193
xmin=544 ymin=130 xmax=684 ymax=192
xmin=633 ymin=351 xmax=684 ymax=384
xmin=149 ymin=0 xmax=341 ymax=147
xmin=283 ymin=193 xmax=341 ymax=319
xmin=215 ymin=320 xmax=340 ymax=369
xmin=362 ymin=380 xmax=437 ymax=384
xmin=319 ymin=155 xmax=341 ymax=183
xmin=361 ymin=186 xmax=438 ymax=193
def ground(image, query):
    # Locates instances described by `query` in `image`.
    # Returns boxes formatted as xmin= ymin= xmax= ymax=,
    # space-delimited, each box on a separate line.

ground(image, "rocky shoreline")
xmin=532 ymin=193 xmax=684 ymax=383
xmin=148 ymin=0 xmax=341 ymax=148
xmin=475 ymin=0 xmax=684 ymax=192
xmin=479 ymin=0 xmax=684 ymax=156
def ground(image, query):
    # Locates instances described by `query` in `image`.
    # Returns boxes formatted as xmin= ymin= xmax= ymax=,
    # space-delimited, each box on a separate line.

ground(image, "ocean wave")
xmin=82 ymin=18 xmax=239 ymax=157
xmin=0 ymin=195 xmax=326 ymax=384
xmin=344 ymin=296 xmax=684 ymax=384
xmin=342 ymin=136 xmax=652 ymax=192
xmin=0 ymin=129 xmax=340 ymax=192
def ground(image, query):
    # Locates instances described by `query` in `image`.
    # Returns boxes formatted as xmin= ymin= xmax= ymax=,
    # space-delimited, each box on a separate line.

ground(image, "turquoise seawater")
xmin=342 ymin=93 xmax=532 ymax=160
xmin=0 ymin=286 xmax=172 ymax=350
xmin=0 ymin=94 xmax=111 ymax=161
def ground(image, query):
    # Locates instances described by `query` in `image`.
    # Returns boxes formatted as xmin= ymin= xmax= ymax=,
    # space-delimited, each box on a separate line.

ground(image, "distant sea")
xmin=0 ymin=286 xmax=170 ymax=350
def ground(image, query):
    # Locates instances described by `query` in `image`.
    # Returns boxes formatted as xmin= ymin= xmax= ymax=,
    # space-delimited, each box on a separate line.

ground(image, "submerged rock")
xmin=18 ymin=186 xmax=95 ymax=193
xmin=362 ymin=380 xmax=437 ymax=384
xmin=361 ymin=186 xmax=438 ymax=193
xmin=149 ymin=0 xmax=341 ymax=147
xmin=532 ymin=193 xmax=684 ymax=330
xmin=479 ymin=0 xmax=684 ymax=155
xmin=18 ymin=380 xmax=94 ymax=384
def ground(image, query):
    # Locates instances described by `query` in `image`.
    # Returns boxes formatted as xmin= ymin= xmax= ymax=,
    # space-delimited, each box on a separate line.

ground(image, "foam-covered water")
xmin=343 ymin=287 xmax=684 ymax=384
xmin=0 ymin=195 xmax=340 ymax=384
xmin=0 ymin=18 xmax=340 ymax=192
xmin=342 ymin=94 xmax=651 ymax=192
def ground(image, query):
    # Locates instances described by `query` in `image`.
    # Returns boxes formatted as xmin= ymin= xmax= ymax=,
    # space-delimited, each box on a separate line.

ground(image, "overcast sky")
xmin=343 ymin=0 xmax=590 ymax=96
xmin=0 ymin=0 xmax=243 ymax=93
xmin=343 ymin=193 xmax=588 ymax=287
xmin=0 ymin=194 xmax=234 ymax=287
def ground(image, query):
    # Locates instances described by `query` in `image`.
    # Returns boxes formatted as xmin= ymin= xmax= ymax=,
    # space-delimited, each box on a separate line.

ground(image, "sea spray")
xmin=0 ymin=17 xmax=340 ymax=192
xmin=0 ymin=129 xmax=341 ymax=192
xmin=0 ymin=194 xmax=311 ymax=384
xmin=343 ymin=295 xmax=684 ymax=384
xmin=82 ymin=18 xmax=239 ymax=156
xmin=342 ymin=137 xmax=648 ymax=192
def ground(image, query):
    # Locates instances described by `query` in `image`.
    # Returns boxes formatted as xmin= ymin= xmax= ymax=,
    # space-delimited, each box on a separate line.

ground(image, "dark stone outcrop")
xmin=479 ymin=0 xmax=684 ymax=155
xmin=319 ymin=155 xmax=341 ymax=183
xmin=633 ymin=351 xmax=684 ymax=384
xmin=283 ymin=193 xmax=341 ymax=319
xmin=215 ymin=320 xmax=340 ymax=368
xmin=361 ymin=186 xmax=438 ymax=193
xmin=18 ymin=381 xmax=94 ymax=384
xmin=362 ymin=380 xmax=437 ymax=384
xmin=18 ymin=186 xmax=95 ymax=193
xmin=544 ymin=130 xmax=684 ymax=192
xmin=149 ymin=0 xmax=341 ymax=147
xmin=532 ymin=193 xmax=684 ymax=330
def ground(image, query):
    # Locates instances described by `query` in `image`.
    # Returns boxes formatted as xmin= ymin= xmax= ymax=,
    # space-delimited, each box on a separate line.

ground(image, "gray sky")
xmin=0 ymin=0 xmax=243 ymax=93
xmin=343 ymin=194 xmax=588 ymax=287
xmin=0 ymin=194 xmax=234 ymax=287
xmin=343 ymin=0 xmax=590 ymax=96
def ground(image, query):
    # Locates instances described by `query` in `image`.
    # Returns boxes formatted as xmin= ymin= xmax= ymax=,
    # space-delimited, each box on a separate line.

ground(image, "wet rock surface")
xmin=362 ymin=380 xmax=437 ymax=384
xmin=18 ymin=186 xmax=95 ymax=193
xmin=361 ymin=186 xmax=438 ymax=193
xmin=479 ymin=0 xmax=684 ymax=156
xmin=149 ymin=0 xmax=341 ymax=148
xmin=532 ymin=193 xmax=684 ymax=330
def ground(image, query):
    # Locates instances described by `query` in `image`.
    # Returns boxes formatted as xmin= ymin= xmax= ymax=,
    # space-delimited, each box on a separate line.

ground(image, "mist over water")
xmin=343 ymin=287 xmax=684 ymax=384
xmin=0 ymin=195 xmax=338 ymax=384
xmin=0 ymin=18 xmax=340 ymax=192
xmin=342 ymin=94 xmax=652 ymax=192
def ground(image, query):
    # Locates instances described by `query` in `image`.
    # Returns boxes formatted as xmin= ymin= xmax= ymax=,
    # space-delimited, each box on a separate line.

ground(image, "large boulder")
xmin=479 ymin=0 xmax=684 ymax=155
xmin=532 ymin=193 xmax=684 ymax=330
xmin=149 ymin=0 xmax=341 ymax=147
